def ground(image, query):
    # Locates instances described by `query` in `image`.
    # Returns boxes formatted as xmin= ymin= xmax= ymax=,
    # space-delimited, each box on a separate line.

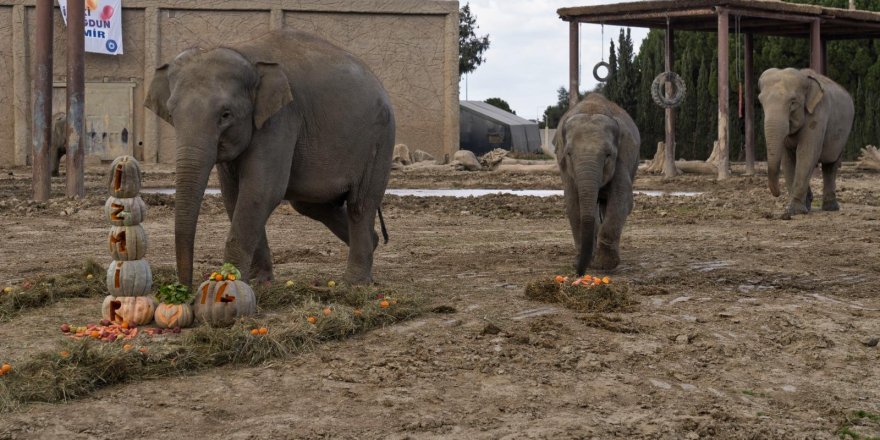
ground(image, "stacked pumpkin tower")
xmin=102 ymin=156 xmax=156 ymax=326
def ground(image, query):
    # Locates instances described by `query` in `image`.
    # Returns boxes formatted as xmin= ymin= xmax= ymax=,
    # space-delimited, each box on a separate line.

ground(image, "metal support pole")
xmin=810 ymin=19 xmax=822 ymax=74
xmin=67 ymin=0 xmax=85 ymax=198
xmin=569 ymin=21 xmax=580 ymax=108
xmin=717 ymin=10 xmax=731 ymax=180
xmin=32 ymin=0 xmax=53 ymax=201
xmin=663 ymin=27 xmax=677 ymax=178
xmin=744 ymin=33 xmax=755 ymax=176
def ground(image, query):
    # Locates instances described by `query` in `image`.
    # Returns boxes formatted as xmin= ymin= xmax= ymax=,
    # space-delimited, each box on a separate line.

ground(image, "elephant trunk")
xmin=764 ymin=112 xmax=788 ymax=197
xmin=574 ymin=157 xmax=601 ymax=276
xmin=174 ymin=143 xmax=216 ymax=288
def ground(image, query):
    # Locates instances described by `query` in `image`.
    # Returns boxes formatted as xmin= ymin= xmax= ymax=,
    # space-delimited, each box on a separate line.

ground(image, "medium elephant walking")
xmin=145 ymin=30 xmax=395 ymax=287
xmin=758 ymin=68 xmax=854 ymax=217
xmin=553 ymin=93 xmax=640 ymax=275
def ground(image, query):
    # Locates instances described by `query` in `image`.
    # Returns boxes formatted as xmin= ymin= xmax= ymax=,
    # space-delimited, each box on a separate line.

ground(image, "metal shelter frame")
xmin=558 ymin=0 xmax=880 ymax=179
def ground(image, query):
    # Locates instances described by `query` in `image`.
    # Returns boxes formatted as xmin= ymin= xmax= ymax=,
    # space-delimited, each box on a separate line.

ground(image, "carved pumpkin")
xmin=102 ymin=295 xmax=156 ymax=325
xmin=104 ymin=196 xmax=147 ymax=226
xmin=106 ymin=259 xmax=152 ymax=296
xmin=107 ymin=155 xmax=141 ymax=198
xmin=108 ymin=225 xmax=148 ymax=261
xmin=154 ymin=303 xmax=194 ymax=328
xmin=194 ymin=280 xmax=257 ymax=327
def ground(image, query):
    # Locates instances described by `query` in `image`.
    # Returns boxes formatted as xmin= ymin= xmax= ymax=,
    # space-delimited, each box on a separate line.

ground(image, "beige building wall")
xmin=0 ymin=0 xmax=459 ymax=168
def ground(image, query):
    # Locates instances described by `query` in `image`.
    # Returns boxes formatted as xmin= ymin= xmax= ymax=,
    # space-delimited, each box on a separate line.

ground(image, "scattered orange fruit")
xmin=353 ymin=309 xmax=362 ymax=317
xmin=307 ymin=316 xmax=317 ymax=325
xmin=138 ymin=347 xmax=148 ymax=354
xmin=602 ymin=276 xmax=611 ymax=284
xmin=227 ymin=274 xmax=236 ymax=281
xmin=123 ymin=344 xmax=133 ymax=351
xmin=59 ymin=351 xmax=70 ymax=358
xmin=250 ymin=328 xmax=260 ymax=335
xmin=554 ymin=275 xmax=565 ymax=283
xmin=380 ymin=300 xmax=390 ymax=309
xmin=90 ymin=330 xmax=100 ymax=338
xmin=1 ymin=363 xmax=11 ymax=374
xmin=121 ymin=322 xmax=129 ymax=329
xmin=258 ymin=327 xmax=268 ymax=335
xmin=214 ymin=274 xmax=223 ymax=281
xmin=323 ymin=307 xmax=332 ymax=317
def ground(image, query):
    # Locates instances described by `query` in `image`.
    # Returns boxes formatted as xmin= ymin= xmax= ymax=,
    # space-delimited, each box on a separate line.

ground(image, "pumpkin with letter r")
xmin=102 ymin=295 xmax=156 ymax=325
xmin=154 ymin=282 xmax=195 ymax=328
xmin=194 ymin=263 xmax=256 ymax=327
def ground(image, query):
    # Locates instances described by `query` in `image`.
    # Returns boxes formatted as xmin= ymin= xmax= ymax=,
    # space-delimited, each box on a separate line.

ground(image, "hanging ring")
xmin=593 ymin=61 xmax=611 ymax=82
xmin=651 ymin=71 xmax=687 ymax=108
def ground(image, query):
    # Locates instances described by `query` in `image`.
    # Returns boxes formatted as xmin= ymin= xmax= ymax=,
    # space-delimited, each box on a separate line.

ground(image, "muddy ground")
xmin=0 ymin=162 xmax=879 ymax=439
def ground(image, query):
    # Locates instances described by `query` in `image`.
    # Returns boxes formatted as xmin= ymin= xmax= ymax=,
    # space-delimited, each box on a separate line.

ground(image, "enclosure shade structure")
xmin=558 ymin=0 xmax=880 ymax=180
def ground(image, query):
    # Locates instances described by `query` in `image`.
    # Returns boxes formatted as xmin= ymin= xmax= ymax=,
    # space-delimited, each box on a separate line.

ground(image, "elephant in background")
xmin=145 ymin=30 xmax=395 ymax=287
xmin=50 ymin=112 xmax=67 ymax=177
xmin=553 ymin=93 xmax=640 ymax=275
xmin=758 ymin=68 xmax=854 ymax=217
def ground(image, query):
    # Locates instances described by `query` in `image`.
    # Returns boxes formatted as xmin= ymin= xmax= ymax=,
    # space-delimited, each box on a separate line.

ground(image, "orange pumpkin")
xmin=108 ymin=156 xmax=141 ymax=198
xmin=193 ymin=279 xmax=256 ymax=327
xmin=104 ymin=196 xmax=147 ymax=226
xmin=153 ymin=303 xmax=194 ymax=328
xmin=108 ymin=225 xmax=148 ymax=261
xmin=106 ymin=260 xmax=152 ymax=296
xmin=102 ymin=295 xmax=156 ymax=325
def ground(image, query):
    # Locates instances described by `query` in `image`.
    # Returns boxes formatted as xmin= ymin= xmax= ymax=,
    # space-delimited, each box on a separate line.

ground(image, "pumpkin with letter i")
xmin=104 ymin=196 xmax=147 ymax=226
xmin=108 ymin=225 xmax=147 ymax=260
xmin=102 ymin=295 xmax=156 ymax=325
xmin=107 ymin=155 xmax=142 ymax=198
xmin=154 ymin=282 xmax=195 ymax=328
xmin=106 ymin=259 xmax=152 ymax=296
xmin=194 ymin=263 xmax=256 ymax=327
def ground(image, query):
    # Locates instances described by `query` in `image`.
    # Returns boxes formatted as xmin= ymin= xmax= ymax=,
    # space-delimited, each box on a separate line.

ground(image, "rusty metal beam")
xmin=32 ymin=0 xmax=53 ymax=201
xmin=718 ymin=7 xmax=818 ymax=23
xmin=744 ymin=33 xmax=755 ymax=176
xmin=569 ymin=21 xmax=579 ymax=108
xmin=570 ymin=8 xmax=716 ymax=25
xmin=811 ymin=19 xmax=823 ymax=74
xmin=717 ymin=9 xmax=730 ymax=180
xmin=663 ymin=28 xmax=677 ymax=178
xmin=67 ymin=0 xmax=85 ymax=198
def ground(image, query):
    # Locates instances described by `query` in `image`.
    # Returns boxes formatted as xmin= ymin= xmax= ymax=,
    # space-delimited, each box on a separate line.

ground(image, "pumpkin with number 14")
xmin=194 ymin=264 xmax=256 ymax=327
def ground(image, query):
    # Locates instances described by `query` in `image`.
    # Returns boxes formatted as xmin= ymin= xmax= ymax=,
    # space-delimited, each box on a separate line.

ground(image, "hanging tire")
xmin=593 ymin=61 xmax=611 ymax=82
xmin=651 ymin=71 xmax=687 ymax=108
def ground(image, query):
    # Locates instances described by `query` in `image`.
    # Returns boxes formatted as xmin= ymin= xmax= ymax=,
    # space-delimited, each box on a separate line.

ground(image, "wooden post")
xmin=744 ymin=33 xmax=755 ymax=176
xmin=810 ymin=19 xmax=822 ymax=74
xmin=66 ymin=0 xmax=86 ymax=198
xmin=32 ymin=0 xmax=53 ymax=201
xmin=717 ymin=9 xmax=730 ymax=180
xmin=569 ymin=20 xmax=580 ymax=108
xmin=663 ymin=27 xmax=677 ymax=178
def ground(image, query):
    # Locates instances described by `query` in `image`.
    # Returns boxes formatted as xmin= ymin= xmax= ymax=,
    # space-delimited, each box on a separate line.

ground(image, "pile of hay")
xmin=0 ymin=260 xmax=104 ymax=321
xmin=0 ymin=274 xmax=423 ymax=412
xmin=524 ymin=277 xmax=636 ymax=313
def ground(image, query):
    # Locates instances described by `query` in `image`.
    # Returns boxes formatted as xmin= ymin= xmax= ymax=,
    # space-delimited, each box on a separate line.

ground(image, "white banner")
xmin=59 ymin=0 xmax=123 ymax=56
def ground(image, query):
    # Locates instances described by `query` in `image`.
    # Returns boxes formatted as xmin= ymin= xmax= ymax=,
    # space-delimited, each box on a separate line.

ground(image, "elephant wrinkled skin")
xmin=758 ymin=68 xmax=854 ymax=217
xmin=553 ymin=94 xmax=640 ymax=275
xmin=145 ymin=30 xmax=395 ymax=287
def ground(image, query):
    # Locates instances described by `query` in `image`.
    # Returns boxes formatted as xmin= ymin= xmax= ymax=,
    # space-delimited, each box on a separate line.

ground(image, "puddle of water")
xmin=141 ymin=188 xmax=702 ymax=198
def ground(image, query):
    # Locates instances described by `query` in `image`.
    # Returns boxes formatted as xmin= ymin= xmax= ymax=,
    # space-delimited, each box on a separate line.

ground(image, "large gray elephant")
xmin=145 ymin=30 xmax=395 ymax=287
xmin=553 ymin=93 xmax=640 ymax=275
xmin=758 ymin=68 xmax=854 ymax=217
xmin=50 ymin=112 xmax=67 ymax=177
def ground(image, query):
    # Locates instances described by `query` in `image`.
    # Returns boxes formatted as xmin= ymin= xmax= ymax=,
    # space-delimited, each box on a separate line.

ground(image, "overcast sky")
xmin=461 ymin=0 xmax=649 ymax=121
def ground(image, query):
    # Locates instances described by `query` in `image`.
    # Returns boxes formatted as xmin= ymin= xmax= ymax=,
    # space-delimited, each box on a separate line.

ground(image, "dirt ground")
xmin=1 ymin=162 xmax=879 ymax=439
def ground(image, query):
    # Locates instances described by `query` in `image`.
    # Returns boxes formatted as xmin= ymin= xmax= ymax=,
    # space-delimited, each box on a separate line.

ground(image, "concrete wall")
xmin=0 ymin=0 xmax=459 ymax=167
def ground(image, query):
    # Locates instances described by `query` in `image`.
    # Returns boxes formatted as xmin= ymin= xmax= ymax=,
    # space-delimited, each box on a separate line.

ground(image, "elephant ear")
xmin=805 ymin=74 xmax=825 ymax=115
xmin=254 ymin=62 xmax=294 ymax=130
xmin=145 ymin=64 xmax=173 ymax=125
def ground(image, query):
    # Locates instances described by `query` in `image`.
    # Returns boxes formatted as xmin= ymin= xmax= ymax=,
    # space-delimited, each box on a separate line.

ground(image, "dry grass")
xmin=0 ymin=274 xmax=424 ymax=412
xmin=0 ymin=260 xmax=105 ymax=322
xmin=524 ymin=277 xmax=636 ymax=313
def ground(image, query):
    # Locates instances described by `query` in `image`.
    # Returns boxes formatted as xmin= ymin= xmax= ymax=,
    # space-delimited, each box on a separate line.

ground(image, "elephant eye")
xmin=219 ymin=110 xmax=233 ymax=125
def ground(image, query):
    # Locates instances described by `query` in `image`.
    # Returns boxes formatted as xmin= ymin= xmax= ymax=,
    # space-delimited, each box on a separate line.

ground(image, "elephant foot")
xmin=344 ymin=267 xmax=373 ymax=285
xmin=592 ymin=249 xmax=620 ymax=271
xmin=822 ymin=200 xmax=840 ymax=211
xmin=783 ymin=201 xmax=810 ymax=219
xmin=249 ymin=267 xmax=274 ymax=285
xmin=805 ymin=189 xmax=813 ymax=212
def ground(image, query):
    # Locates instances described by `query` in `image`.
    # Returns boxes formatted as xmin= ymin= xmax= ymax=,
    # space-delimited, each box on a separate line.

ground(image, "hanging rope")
xmin=651 ymin=15 xmax=686 ymax=108
xmin=593 ymin=23 xmax=611 ymax=82
xmin=736 ymin=15 xmax=744 ymax=120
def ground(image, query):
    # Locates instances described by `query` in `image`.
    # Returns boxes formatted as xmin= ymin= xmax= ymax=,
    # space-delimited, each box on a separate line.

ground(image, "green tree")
xmin=541 ymin=87 xmax=582 ymax=129
xmin=459 ymin=3 xmax=490 ymax=76
xmin=484 ymin=97 xmax=516 ymax=114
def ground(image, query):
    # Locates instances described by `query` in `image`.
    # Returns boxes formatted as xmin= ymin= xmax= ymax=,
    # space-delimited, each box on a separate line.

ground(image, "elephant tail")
xmin=378 ymin=206 xmax=389 ymax=244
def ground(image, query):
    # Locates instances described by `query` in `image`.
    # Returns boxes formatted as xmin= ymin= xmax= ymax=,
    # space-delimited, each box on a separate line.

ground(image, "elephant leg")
xmin=218 ymin=163 xmax=273 ymax=283
xmin=821 ymin=161 xmax=841 ymax=211
xmin=594 ymin=188 xmax=632 ymax=271
xmin=343 ymin=204 xmax=380 ymax=284
xmin=781 ymin=147 xmax=796 ymax=195
xmin=290 ymin=200 xmax=355 ymax=246
xmin=788 ymin=145 xmax=821 ymax=216
xmin=562 ymin=178 xmax=584 ymax=268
